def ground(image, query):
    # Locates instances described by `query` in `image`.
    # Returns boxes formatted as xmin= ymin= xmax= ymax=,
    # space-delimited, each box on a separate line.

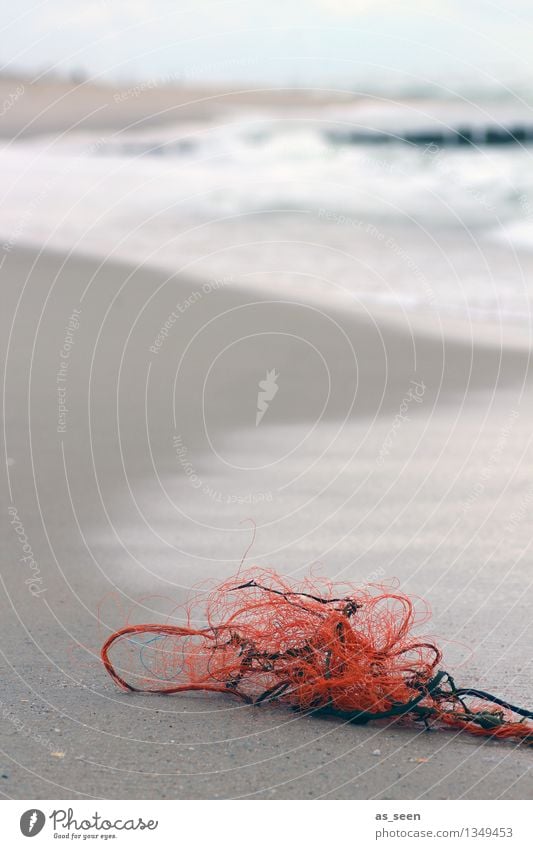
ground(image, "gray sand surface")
xmin=1 ymin=246 xmax=532 ymax=799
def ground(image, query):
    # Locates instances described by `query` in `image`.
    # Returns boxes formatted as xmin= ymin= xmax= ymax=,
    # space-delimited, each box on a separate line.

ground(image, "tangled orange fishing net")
xmin=101 ymin=569 xmax=532 ymax=744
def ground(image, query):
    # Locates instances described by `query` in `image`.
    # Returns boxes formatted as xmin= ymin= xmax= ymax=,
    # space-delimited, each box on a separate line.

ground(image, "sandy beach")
xmin=2 ymin=236 xmax=532 ymax=799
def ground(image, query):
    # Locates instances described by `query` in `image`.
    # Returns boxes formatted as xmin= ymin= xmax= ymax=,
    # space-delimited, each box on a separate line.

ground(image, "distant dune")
xmin=0 ymin=74 xmax=354 ymax=138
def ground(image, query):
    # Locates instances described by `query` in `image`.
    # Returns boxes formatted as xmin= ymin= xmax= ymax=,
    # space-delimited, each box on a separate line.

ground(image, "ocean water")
xmin=2 ymin=97 xmax=533 ymax=324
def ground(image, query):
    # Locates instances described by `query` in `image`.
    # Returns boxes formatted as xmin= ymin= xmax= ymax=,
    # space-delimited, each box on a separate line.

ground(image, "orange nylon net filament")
xmin=101 ymin=569 xmax=532 ymax=744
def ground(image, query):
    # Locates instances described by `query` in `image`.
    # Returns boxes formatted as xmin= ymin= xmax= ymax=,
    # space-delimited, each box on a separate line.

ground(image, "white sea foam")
xmin=1 ymin=101 xmax=533 ymax=324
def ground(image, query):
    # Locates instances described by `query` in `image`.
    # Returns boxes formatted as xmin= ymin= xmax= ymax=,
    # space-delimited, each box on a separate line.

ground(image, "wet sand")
xmin=1 ymin=245 xmax=532 ymax=799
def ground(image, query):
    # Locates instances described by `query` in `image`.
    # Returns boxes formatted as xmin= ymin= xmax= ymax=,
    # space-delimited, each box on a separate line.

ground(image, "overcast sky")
xmin=1 ymin=1 xmax=533 ymax=92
